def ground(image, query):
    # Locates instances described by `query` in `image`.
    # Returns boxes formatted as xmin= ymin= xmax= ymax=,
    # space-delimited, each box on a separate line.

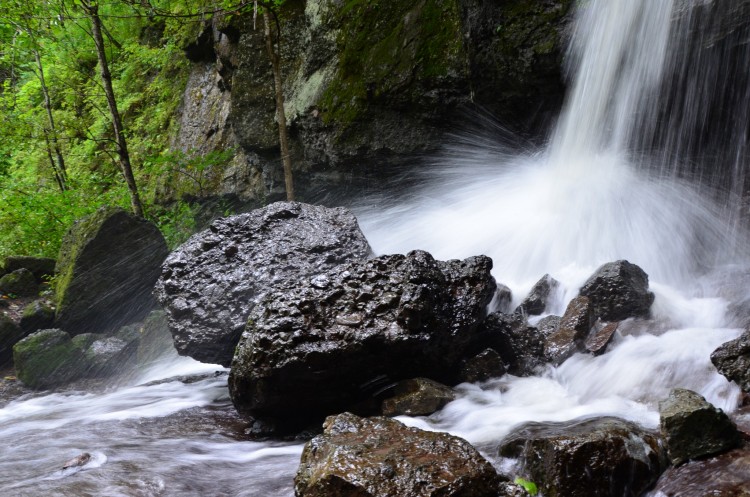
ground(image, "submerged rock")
xmin=711 ymin=329 xmax=750 ymax=393
xmin=294 ymin=413 xmax=503 ymax=497
xmin=55 ymin=206 xmax=168 ymax=335
xmin=659 ymin=388 xmax=742 ymax=465
xmin=155 ymin=201 xmax=372 ymax=366
xmin=579 ymin=260 xmax=654 ymax=321
xmin=381 ymin=378 xmax=456 ymax=417
xmin=229 ymin=250 xmax=495 ymax=430
xmin=499 ymin=416 xmax=666 ymax=497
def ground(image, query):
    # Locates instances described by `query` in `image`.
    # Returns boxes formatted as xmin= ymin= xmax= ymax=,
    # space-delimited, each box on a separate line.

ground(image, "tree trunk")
xmin=82 ymin=0 xmax=145 ymax=218
xmin=33 ymin=49 xmax=67 ymax=191
xmin=263 ymin=7 xmax=294 ymax=201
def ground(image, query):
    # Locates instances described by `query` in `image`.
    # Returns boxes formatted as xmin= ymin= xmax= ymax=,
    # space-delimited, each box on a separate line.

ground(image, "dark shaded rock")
xmin=2 ymin=256 xmax=56 ymax=282
xmin=13 ymin=329 xmax=83 ymax=388
xmin=652 ymin=445 xmax=750 ymax=497
xmin=19 ymin=301 xmax=55 ymax=335
xmin=460 ymin=348 xmax=507 ymax=383
xmin=381 ymin=378 xmax=456 ymax=417
xmin=155 ymin=201 xmax=372 ymax=366
xmin=229 ymin=250 xmax=495 ymax=430
xmin=499 ymin=416 xmax=666 ymax=497
xmin=494 ymin=283 xmax=513 ymax=313
xmin=515 ymin=274 xmax=559 ymax=316
xmin=0 ymin=313 xmax=23 ymax=365
xmin=579 ymin=260 xmax=654 ymax=321
xmin=585 ymin=320 xmax=619 ymax=356
xmin=55 ymin=206 xmax=168 ymax=335
xmin=0 ymin=269 xmax=38 ymax=297
xmin=74 ymin=332 xmax=138 ymax=378
xmin=711 ymin=329 xmax=750 ymax=393
xmin=544 ymin=296 xmax=594 ymax=364
xmin=294 ymin=412 xmax=503 ymax=497
xmin=479 ymin=312 xmax=551 ymax=376
xmin=659 ymin=388 xmax=742 ymax=465
xmin=136 ymin=310 xmax=174 ymax=366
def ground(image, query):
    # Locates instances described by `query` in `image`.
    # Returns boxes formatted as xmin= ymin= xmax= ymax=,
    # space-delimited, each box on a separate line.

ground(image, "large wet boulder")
xmin=659 ymin=388 xmax=742 ymax=465
xmin=652 ymin=445 xmax=750 ymax=496
xmin=711 ymin=329 xmax=750 ymax=393
xmin=579 ymin=260 xmax=654 ymax=321
xmin=19 ymin=300 xmax=55 ymax=336
xmin=0 ymin=313 xmax=23 ymax=365
xmin=54 ymin=206 xmax=168 ymax=335
xmin=229 ymin=250 xmax=495 ymax=430
xmin=294 ymin=412 xmax=503 ymax=497
xmin=155 ymin=201 xmax=372 ymax=366
xmin=499 ymin=416 xmax=666 ymax=497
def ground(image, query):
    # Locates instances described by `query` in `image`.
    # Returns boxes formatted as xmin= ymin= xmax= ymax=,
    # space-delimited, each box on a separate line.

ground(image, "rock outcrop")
xmin=155 ymin=201 xmax=372 ymax=366
xmin=294 ymin=413 xmax=503 ymax=497
xmin=659 ymin=388 xmax=742 ymax=465
xmin=55 ymin=206 xmax=168 ymax=335
xmin=479 ymin=312 xmax=553 ymax=376
xmin=515 ymin=273 xmax=559 ymax=316
xmin=500 ymin=416 xmax=666 ymax=497
xmin=229 ymin=250 xmax=495 ymax=430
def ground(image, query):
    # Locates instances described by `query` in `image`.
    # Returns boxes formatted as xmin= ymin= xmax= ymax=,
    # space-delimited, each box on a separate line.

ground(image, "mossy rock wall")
xmin=179 ymin=0 xmax=573 ymax=204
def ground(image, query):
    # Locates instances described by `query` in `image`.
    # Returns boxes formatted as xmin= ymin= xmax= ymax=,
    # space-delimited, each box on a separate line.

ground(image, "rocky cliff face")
xmin=172 ymin=0 xmax=573 ymax=204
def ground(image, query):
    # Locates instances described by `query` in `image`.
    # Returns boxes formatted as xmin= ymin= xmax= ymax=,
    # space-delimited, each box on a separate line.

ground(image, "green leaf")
xmin=514 ymin=477 xmax=539 ymax=496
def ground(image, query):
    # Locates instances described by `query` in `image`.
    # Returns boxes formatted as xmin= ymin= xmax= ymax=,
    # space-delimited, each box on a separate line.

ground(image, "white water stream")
xmin=2 ymin=0 xmax=749 ymax=495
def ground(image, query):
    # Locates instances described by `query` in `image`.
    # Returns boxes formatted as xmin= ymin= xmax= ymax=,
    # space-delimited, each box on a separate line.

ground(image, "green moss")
xmin=13 ymin=329 xmax=83 ymax=388
xmin=319 ymin=0 xmax=466 ymax=126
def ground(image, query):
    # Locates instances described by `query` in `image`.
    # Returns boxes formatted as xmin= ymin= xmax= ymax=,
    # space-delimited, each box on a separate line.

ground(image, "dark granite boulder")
xmin=711 ymin=329 xmax=750 ymax=393
xmin=659 ymin=388 xmax=742 ymax=465
xmin=479 ymin=312 xmax=552 ymax=376
xmin=155 ymin=201 xmax=372 ymax=366
xmin=499 ymin=416 xmax=666 ymax=497
xmin=579 ymin=260 xmax=654 ymax=321
xmin=229 ymin=250 xmax=495 ymax=430
xmin=55 ymin=206 xmax=168 ymax=335
xmin=294 ymin=413 xmax=503 ymax=497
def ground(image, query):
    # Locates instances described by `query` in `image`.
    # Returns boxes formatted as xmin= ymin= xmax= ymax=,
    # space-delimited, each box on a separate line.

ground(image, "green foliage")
xmin=514 ymin=477 xmax=539 ymax=496
xmin=0 ymin=0 xmax=241 ymax=259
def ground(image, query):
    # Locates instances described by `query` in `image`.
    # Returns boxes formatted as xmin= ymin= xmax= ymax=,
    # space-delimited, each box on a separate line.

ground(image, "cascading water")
xmin=1 ymin=0 xmax=749 ymax=495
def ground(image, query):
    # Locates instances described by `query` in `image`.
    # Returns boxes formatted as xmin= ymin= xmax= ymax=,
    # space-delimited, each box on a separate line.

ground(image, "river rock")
xmin=55 ymin=206 xmax=168 ymax=335
xmin=294 ymin=412 xmax=503 ymax=497
xmin=659 ymin=388 xmax=742 ymax=465
xmin=229 ymin=250 xmax=495 ymax=430
xmin=651 ymin=445 xmax=750 ymax=496
xmin=579 ymin=260 xmax=654 ymax=321
xmin=711 ymin=329 xmax=750 ymax=393
xmin=3 ymin=256 xmax=56 ymax=282
xmin=0 ymin=313 xmax=23 ymax=365
xmin=515 ymin=274 xmax=559 ymax=316
xmin=155 ymin=201 xmax=372 ymax=366
xmin=478 ymin=312 xmax=553 ymax=376
xmin=13 ymin=329 xmax=83 ymax=388
xmin=0 ymin=268 xmax=38 ymax=297
xmin=381 ymin=378 xmax=456 ymax=417
xmin=74 ymin=332 xmax=138 ymax=378
xmin=499 ymin=416 xmax=666 ymax=497
xmin=584 ymin=320 xmax=619 ymax=355
xmin=460 ymin=348 xmax=507 ymax=383
xmin=544 ymin=295 xmax=594 ymax=364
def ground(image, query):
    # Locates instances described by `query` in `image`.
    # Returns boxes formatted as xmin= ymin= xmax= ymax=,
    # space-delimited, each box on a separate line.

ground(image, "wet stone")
xmin=544 ymin=296 xmax=594 ymax=365
xmin=381 ymin=378 xmax=456 ymax=416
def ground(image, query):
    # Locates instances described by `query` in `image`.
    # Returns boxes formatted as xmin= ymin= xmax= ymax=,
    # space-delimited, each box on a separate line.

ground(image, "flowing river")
xmin=2 ymin=0 xmax=750 ymax=495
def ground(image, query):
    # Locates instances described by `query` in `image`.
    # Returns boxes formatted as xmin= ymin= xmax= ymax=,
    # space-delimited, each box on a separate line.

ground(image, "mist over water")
xmin=2 ymin=0 xmax=750 ymax=495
